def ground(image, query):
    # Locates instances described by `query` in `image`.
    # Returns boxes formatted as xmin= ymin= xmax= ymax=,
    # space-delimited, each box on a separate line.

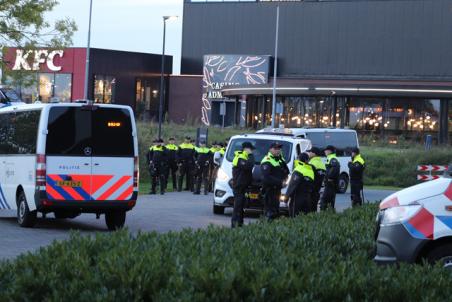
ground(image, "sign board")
xmin=219 ymin=102 xmax=226 ymax=116
xmin=201 ymin=54 xmax=271 ymax=126
xmin=12 ymin=49 xmax=64 ymax=71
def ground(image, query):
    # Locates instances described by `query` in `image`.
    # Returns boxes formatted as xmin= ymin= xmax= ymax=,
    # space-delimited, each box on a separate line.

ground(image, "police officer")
xmin=194 ymin=140 xmax=211 ymax=195
xmin=261 ymin=143 xmax=290 ymax=221
xmin=147 ymin=138 xmax=168 ymax=195
xmin=286 ymin=153 xmax=315 ymax=217
xmin=348 ymin=147 xmax=365 ymax=207
xmin=231 ymin=141 xmax=255 ymax=228
xmin=307 ymin=147 xmax=326 ymax=212
xmin=177 ymin=136 xmax=196 ymax=192
xmin=319 ymin=145 xmax=340 ymax=211
xmin=165 ymin=137 xmax=178 ymax=191
xmin=208 ymin=142 xmax=222 ymax=192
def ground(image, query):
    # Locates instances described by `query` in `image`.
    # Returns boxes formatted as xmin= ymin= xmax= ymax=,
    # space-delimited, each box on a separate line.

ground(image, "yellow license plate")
xmin=56 ymin=181 xmax=82 ymax=188
xmin=249 ymin=193 xmax=259 ymax=200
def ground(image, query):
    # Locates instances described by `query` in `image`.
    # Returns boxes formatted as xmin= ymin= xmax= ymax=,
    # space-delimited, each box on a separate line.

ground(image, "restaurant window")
xmin=54 ymin=74 xmax=72 ymax=102
xmin=38 ymin=73 xmax=53 ymax=102
xmin=348 ymin=98 xmax=383 ymax=133
xmin=94 ymin=75 xmax=116 ymax=103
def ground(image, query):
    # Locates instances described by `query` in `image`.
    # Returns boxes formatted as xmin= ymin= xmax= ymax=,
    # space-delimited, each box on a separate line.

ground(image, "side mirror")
xmin=214 ymin=151 xmax=222 ymax=166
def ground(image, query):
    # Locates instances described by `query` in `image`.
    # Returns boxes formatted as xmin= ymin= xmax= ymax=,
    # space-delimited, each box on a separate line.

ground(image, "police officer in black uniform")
xmin=261 ymin=143 xmax=290 ymax=221
xmin=165 ymin=137 xmax=178 ymax=191
xmin=348 ymin=147 xmax=365 ymax=207
xmin=147 ymin=138 xmax=168 ymax=195
xmin=194 ymin=140 xmax=211 ymax=195
xmin=177 ymin=136 xmax=196 ymax=192
xmin=286 ymin=153 xmax=315 ymax=217
xmin=319 ymin=145 xmax=340 ymax=211
xmin=307 ymin=147 xmax=326 ymax=212
xmin=231 ymin=141 xmax=255 ymax=228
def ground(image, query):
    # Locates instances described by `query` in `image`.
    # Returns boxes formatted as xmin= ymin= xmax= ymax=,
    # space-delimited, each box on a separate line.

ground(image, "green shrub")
xmin=0 ymin=205 xmax=451 ymax=301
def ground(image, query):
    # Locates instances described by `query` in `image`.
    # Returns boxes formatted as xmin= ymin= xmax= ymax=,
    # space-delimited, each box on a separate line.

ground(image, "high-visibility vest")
xmin=150 ymin=145 xmax=164 ymax=152
xmin=232 ymin=151 xmax=248 ymax=167
xmin=179 ymin=143 xmax=194 ymax=150
xmin=195 ymin=147 xmax=210 ymax=154
xmin=326 ymin=153 xmax=338 ymax=165
xmin=165 ymin=144 xmax=178 ymax=151
xmin=294 ymin=162 xmax=315 ymax=180
xmin=309 ymin=156 xmax=326 ymax=171
xmin=261 ymin=153 xmax=281 ymax=167
xmin=352 ymin=154 xmax=365 ymax=165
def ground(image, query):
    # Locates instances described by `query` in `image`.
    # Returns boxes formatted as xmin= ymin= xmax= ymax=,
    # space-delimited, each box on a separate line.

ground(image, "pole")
xmin=271 ymin=5 xmax=280 ymax=128
xmin=83 ymin=0 xmax=93 ymax=101
xmin=158 ymin=18 xmax=167 ymax=140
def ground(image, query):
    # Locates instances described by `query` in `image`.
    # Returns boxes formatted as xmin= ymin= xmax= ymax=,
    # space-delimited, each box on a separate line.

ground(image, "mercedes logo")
xmin=83 ymin=147 xmax=92 ymax=156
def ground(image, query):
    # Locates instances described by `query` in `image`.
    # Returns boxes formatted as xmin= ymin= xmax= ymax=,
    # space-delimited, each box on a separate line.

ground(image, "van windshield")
xmin=46 ymin=107 xmax=133 ymax=157
xmin=226 ymin=138 xmax=292 ymax=163
xmin=305 ymin=132 xmax=358 ymax=156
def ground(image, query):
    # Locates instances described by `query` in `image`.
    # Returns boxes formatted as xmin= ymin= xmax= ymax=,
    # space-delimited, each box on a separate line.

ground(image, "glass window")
xmin=39 ymin=73 xmax=53 ymax=102
xmin=305 ymin=132 xmax=358 ymax=156
xmin=348 ymin=98 xmax=383 ymax=133
xmin=0 ymin=111 xmax=40 ymax=154
xmin=225 ymin=138 xmax=292 ymax=163
xmin=46 ymin=107 xmax=92 ymax=156
xmin=92 ymin=108 xmax=133 ymax=157
xmin=54 ymin=74 xmax=72 ymax=102
xmin=94 ymin=75 xmax=116 ymax=103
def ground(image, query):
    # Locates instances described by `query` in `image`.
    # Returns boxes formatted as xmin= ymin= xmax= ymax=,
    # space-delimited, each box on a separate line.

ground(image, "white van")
xmin=257 ymin=128 xmax=359 ymax=193
xmin=0 ymin=102 xmax=139 ymax=230
xmin=213 ymin=133 xmax=311 ymax=214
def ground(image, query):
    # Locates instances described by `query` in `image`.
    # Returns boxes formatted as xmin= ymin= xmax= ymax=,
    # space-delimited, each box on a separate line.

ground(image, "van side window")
xmin=0 ymin=111 xmax=40 ymax=155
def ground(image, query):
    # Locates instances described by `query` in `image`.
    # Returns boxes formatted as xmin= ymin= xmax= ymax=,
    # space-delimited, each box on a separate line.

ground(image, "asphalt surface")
xmin=0 ymin=188 xmax=395 ymax=260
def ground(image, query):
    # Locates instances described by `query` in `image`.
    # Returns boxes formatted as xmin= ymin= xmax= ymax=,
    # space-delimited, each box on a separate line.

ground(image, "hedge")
xmin=0 ymin=205 xmax=451 ymax=301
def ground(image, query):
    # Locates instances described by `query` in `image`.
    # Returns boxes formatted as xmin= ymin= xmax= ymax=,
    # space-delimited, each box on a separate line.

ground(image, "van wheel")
xmin=426 ymin=244 xmax=452 ymax=270
xmin=17 ymin=191 xmax=37 ymax=228
xmin=105 ymin=211 xmax=126 ymax=231
xmin=213 ymin=205 xmax=225 ymax=215
xmin=337 ymin=174 xmax=349 ymax=194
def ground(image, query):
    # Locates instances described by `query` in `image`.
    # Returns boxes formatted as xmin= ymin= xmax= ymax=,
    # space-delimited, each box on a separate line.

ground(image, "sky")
xmin=46 ymin=0 xmax=184 ymax=74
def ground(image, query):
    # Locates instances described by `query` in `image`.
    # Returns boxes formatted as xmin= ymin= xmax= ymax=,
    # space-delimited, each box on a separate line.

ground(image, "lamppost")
xmin=83 ymin=0 xmax=94 ymax=101
xmin=271 ymin=5 xmax=280 ymax=128
xmin=158 ymin=15 xmax=178 ymax=140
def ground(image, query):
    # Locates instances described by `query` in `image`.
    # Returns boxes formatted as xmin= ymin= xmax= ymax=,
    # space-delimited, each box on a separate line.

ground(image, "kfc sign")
xmin=12 ymin=49 xmax=64 ymax=71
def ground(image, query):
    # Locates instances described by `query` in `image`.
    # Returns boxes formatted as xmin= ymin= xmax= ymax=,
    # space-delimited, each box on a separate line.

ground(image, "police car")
xmin=257 ymin=128 xmax=359 ymax=193
xmin=0 ymin=102 xmax=139 ymax=230
xmin=374 ymin=167 xmax=452 ymax=268
xmin=213 ymin=132 xmax=311 ymax=214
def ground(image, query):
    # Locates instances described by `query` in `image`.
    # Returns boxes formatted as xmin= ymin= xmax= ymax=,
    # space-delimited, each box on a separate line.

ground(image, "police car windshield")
xmin=226 ymin=139 xmax=292 ymax=163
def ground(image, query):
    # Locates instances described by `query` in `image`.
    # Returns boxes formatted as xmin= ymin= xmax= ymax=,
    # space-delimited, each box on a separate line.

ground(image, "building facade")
xmin=180 ymin=0 xmax=452 ymax=144
xmin=2 ymin=47 xmax=172 ymax=121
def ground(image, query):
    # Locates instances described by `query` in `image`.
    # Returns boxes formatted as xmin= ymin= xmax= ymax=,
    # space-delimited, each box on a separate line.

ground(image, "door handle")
xmin=94 ymin=163 xmax=99 ymax=166
xmin=84 ymin=163 xmax=90 ymax=166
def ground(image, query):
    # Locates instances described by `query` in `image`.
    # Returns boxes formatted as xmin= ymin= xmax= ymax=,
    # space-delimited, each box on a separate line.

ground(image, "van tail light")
xmin=133 ymin=156 xmax=139 ymax=190
xmin=36 ymin=154 xmax=46 ymax=188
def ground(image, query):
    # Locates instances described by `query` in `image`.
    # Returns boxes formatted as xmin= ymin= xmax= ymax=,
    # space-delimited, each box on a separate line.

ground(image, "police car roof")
xmin=0 ymin=102 xmax=133 ymax=113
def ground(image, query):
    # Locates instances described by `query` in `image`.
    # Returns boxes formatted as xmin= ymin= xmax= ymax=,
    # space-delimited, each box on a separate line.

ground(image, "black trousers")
xmin=263 ymin=187 xmax=281 ymax=220
xmin=232 ymin=188 xmax=246 ymax=227
xmin=178 ymin=161 xmax=193 ymax=192
xmin=150 ymin=167 xmax=167 ymax=194
xmin=166 ymin=162 xmax=178 ymax=191
xmin=350 ymin=181 xmax=363 ymax=207
xmin=320 ymin=182 xmax=337 ymax=211
xmin=289 ymin=192 xmax=312 ymax=217
xmin=311 ymin=187 xmax=321 ymax=213
xmin=194 ymin=165 xmax=209 ymax=194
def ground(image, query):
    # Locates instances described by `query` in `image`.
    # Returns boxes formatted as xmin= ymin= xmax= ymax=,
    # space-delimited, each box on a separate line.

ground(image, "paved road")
xmin=0 ymin=189 xmax=395 ymax=260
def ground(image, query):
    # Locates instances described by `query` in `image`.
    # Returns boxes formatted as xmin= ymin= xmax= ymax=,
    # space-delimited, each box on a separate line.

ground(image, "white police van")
xmin=213 ymin=133 xmax=311 ymax=214
xmin=257 ymin=128 xmax=359 ymax=193
xmin=0 ymin=102 xmax=139 ymax=230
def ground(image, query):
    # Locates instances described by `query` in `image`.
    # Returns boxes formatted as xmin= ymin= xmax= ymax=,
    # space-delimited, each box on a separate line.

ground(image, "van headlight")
xmin=217 ymin=168 xmax=229 ymax=181
xmin=380 ymin=205 xmax=422 ymax=226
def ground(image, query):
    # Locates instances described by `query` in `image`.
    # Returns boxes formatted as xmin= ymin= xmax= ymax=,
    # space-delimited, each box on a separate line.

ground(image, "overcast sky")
xmin=46 ymin=0 xmax=184 ymax=74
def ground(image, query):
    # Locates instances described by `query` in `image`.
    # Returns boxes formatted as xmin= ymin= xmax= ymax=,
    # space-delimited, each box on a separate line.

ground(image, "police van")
xmin=213 ymin=133 xmax=311 ymax=214
xmin=0 ymin=102 xmax=139 ymax=230
xmin=257 ymin=128 xmax=359 ymax=193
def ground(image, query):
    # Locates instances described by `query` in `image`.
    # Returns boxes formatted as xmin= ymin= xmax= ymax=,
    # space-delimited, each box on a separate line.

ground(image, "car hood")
xmin=380 ymin=177 xmax=452 ymax=209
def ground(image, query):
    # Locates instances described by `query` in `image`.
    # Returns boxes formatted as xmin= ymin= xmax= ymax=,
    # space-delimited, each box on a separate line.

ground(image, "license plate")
xmin=56 ymin=180 xmax=82 ymax=188
xmin=249 ymin=193 xmax=259 ymax=200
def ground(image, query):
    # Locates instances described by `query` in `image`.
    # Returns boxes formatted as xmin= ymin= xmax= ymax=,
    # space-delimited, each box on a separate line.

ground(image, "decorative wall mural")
xmin=202 ymin=55 xmax=270 ymax=126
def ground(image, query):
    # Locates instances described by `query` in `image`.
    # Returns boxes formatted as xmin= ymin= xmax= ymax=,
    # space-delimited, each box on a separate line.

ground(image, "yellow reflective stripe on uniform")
xmin=232 ymin=151 xmax=248 ymax=167
xmin=220 ymin=148 xmax=225 ymax=155
xmin=150 ymin=146 xmax=164 ymax=151
xmin=261 ymin=153 xmax=280 ymax=167
xmin=353 ymin=154 xmax=365 ymax=165
xmin=179 ymin=143 xmax=195 ymax=149
xmin=165 ymin=144 xmax=178 ymax=151
xmin=294 ymin=159 xmax=301 ymax=169
xmin=294 ymin=162 xmax=315 ymax=180
xmin=309 ymin=156 xmax=326 ymax=171
xmin=326 ymin=153 xmax=338 ymax=164
xmin=195 ymin=147 xmax=210 ymax=154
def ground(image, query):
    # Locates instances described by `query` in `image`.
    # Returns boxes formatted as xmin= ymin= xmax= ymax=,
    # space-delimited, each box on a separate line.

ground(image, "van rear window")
xmin=306 ymin=132 xmax=358 ymax=156
xmin=46 ymin=107 xmax=133 ymax=157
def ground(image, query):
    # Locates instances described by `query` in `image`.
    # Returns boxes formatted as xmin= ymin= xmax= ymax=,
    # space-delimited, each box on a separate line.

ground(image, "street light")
xmin=158 ymin=15 xmax=178 ymax=139
xmin=83 ymin=0 xmax=94 ymax=101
